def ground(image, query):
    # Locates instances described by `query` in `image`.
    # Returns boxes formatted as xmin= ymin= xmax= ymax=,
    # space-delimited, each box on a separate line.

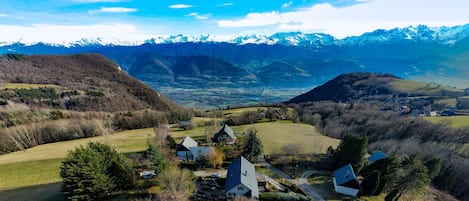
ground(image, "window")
xmin=237 ymin=186 xmax=244 ymax=191
xmin=228 ymin=193 xmax=236 ymax=197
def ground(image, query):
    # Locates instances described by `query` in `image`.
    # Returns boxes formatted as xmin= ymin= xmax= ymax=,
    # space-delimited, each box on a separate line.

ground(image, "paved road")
xmin=256 ymin=156 xmax=327 ymax=201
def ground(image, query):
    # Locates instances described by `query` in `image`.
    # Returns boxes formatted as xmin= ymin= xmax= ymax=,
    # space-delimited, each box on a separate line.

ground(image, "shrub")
xmin=0 ymin=99 xmax=7 ymax=106
xmin=86 ymin=90 xmax=105 ymax=97
xmin=113 ymin=110 xmax=167 ymax=130
xmin=15 ymin=87 xmax=59 ymax=100
xmin=49 ymin=110 xmax=64 ymax=120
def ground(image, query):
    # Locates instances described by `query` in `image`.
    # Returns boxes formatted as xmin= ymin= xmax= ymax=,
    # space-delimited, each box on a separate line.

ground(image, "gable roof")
xmin=178 ymin=136 xmax=198 ymax=150
xmin=225 ymin=156 xmax=259 ymax=198
xmin=214 ymin=124 xmax=235 ymax=140
xmin=333 ymin=164 xmax=357 ymax=186
xmin=367 ymin=151 xmax=387 ymax=164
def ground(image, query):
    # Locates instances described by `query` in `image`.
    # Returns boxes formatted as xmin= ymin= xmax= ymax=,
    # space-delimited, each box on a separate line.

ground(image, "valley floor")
xmin=156 ymin=87 xmax=311 ymax=109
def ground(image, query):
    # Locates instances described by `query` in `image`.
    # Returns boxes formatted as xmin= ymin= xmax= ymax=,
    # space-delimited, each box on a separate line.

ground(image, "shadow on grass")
xmin=0 ymin=182 xmax=65 ymax=201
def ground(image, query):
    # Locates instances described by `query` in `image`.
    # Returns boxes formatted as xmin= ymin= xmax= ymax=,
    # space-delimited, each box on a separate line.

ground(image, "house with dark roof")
xmin=225 ymin=156 xmax=259 ymax=200
xmin=333 ymin=164 xmax=361 ymax=197
xmin=176 ymin=136 xmax=198 ymax=161
xmin=367 ymin=151 xmax=387 ymax=164
xmin=213 ymin=124 xmax=236 ymax=144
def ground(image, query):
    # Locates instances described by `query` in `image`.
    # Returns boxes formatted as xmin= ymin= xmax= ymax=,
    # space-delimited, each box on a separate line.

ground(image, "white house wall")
xmin=226 ymin=184 xmax=250 ymax=199
xmin=333 ymin=177 xmax=359 ymax=197
xmin=335 ymin=186 xmax=359 ymax=197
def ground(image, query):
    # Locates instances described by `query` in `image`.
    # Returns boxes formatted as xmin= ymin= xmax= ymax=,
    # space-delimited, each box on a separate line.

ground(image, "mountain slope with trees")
xmin=0 ymin=54 xmax=179 ymax=112
xmin=288 ymin=72 xmax=464 ymax=103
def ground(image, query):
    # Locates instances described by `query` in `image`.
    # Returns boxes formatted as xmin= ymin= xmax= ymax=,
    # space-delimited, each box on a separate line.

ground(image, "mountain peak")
xmin=1 ymin=24 xmax=469 ymax=49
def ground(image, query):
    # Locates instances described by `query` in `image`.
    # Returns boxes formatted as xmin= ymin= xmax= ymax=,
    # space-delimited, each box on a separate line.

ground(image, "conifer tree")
xmin=242 ymin=129 xmax=263 ymax=162
xmin=60 ymin=142 xmax=133 ymax=201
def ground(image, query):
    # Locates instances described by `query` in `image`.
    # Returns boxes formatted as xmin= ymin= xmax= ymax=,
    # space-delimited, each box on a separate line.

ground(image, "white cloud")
xmin=219 ymin=12 xmax=285 ymax=27
xmin=168 ymin=4 xmax=193 ymax=9
xmin=218 ymin=0 xmax=469 ymax=38
xmin=88 ymin=7 xmax=137 ymax=14
xmin=187 ymin=13 xmax=211 ymax=20
xmin=282 ymin=1 xmax=293 ymax=8
xmin=0 ymin=14 xmax=7 ymax=17
xmin=0 ymin=23 xmax=149 ymax=44
xmin=73 ymin=0 xmax=125 ymax=3
xmin=217 ymin=2 xmax=234 ymax=7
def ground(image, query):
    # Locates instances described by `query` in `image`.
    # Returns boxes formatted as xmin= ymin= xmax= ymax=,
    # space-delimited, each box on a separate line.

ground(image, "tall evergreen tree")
xmin=333 ymin=134 xmax=368 ymax=170
xmin=361 ymin=170 xmax=381 ymax=195
xmin=242 ymin=129 xmax=263 ymax=162
xmin=146 ymin=143 xmax=169 ymax=174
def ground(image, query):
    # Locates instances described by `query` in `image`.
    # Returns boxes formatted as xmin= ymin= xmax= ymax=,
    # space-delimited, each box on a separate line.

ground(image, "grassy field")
xmin=423 ymin=116 xmax=469 ymax=128
xmin=1 ymin=83 xmax=59 ymax=89
xmin=435 ymin=98 xmax=458 ymax=107
xmin=0 ymin=128 xmax=154 ymax=191
xmin=390 ymin=80 xmax=463 ymax=94
xmin=240 ymin=121 xmax=340 ymax=155
xmin=169 ymin=120 xmax=340 ymax=155
xmin=222 ymin=107 xmax=267 ymax=115
xmin=170 ymin=126 xmax=210 ymax=142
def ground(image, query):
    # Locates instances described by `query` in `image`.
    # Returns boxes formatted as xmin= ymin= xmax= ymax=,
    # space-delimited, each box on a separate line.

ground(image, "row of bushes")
xmin=259 ymin=192 xmax=310 ymax=201
xmin=0 ymin=119 xmax=106 ymax=153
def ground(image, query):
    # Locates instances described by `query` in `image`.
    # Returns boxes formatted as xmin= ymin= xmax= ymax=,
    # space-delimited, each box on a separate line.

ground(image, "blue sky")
xmin=1 ymin=0 xmax=468 ymax=44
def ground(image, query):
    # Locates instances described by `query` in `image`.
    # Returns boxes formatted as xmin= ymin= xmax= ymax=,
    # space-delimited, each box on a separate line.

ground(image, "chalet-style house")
xmin=225 ymin=156 xmax=259 ymax=200
xmin=176 ymin=136 xmax=213 ymax=161
xmin=367 ymin=151 xmax=387 ymax=164
xmin=176 ymin=136 xmax=198 ymax=161
xmin=213 ymin=124 xmax=236 ymax=144
xmin=333 ymin=164 xmax=361 ymax=197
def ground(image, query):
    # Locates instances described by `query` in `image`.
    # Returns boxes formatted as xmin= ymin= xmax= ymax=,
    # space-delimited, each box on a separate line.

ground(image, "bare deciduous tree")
xmin=157 ymin=168 xmax=195 ymax=201
xmin=282 ymin=144 xmax=300 ymax=156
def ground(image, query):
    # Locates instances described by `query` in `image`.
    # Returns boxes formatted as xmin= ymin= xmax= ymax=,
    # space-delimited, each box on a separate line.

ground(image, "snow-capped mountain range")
xmin=1 ymin=24 xmax=469 ymax=48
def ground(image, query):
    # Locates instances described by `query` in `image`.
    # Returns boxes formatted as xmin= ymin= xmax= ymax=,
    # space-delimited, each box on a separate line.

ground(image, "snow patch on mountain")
xmin=1 ymin=23 xmax=468 ymax=48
